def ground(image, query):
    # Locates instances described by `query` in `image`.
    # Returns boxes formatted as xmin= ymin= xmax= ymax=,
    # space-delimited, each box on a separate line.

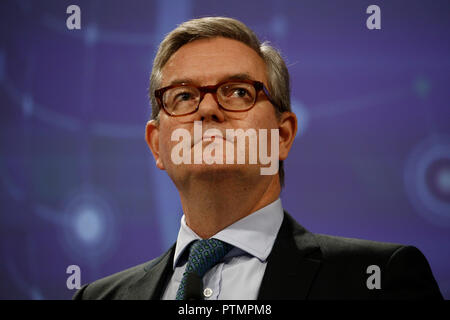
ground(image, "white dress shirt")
xmin=161 ymin=198 xmax=284 ymax=300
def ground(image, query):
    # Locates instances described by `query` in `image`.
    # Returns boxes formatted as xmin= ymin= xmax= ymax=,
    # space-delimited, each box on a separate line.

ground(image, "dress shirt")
xmin=161 ymin=198 xmax=284 ymax=300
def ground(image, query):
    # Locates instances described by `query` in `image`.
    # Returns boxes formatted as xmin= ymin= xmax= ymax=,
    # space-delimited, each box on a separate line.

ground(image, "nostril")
xmin=200 ymin=115 xmax=219 ymax=122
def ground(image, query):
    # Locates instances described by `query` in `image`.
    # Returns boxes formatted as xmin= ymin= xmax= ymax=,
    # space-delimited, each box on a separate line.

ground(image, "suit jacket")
xmin=73 ymin=212 xmax=443 ymax=300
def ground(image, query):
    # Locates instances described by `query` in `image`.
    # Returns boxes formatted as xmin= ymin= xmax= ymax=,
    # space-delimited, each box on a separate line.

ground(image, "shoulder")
xmin=284 ymin=212 xmax=404 ymax=262
xmin=310 ymin=232 xmax=431 ymax=279
xmin=311 ymin=232 xmax=438 ymax=275
xmin=73 ymin=249 xmax=172 ymax=300
xmin=309 ymin=227 xmax=436 ymax=278
xmin=312 ymin=233 xmax=442 ymax=299
xmin=284 ymin=213 xmax=442 ymax=299
xmin=284 ymin=211 xmax=414 ymax=263
xmin=313 ymin=232 xmax=404 ymax=262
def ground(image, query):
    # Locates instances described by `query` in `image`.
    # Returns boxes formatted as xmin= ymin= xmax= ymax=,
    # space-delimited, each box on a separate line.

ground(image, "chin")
xmin=186 ymin=163 xmax=262 ymax=180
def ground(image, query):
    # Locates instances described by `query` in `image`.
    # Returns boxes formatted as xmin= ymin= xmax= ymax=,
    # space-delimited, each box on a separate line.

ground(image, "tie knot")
xmin=175 ymin=239 xmax=233 ymax=300
xmin=186 ymin=238 xmax=233 ymax=277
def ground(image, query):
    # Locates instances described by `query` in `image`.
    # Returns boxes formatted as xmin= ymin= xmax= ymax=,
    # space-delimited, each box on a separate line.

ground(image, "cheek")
xmin=158 ymin=121 xmax=193 ymax=166
xmin=247 ymin=106 xmax=279 ymax=130
xmin=158 ymin=125 xmax=177 ymax=159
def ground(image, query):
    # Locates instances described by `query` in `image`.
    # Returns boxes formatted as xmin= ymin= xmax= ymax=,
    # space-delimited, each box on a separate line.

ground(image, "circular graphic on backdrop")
xmin=60 ymin=187 xmax=119 ymax=263
xmin=426 ymin=158 xmax=450 ymax=203
xmin=404 ymin=135 xmax=450 ymax=227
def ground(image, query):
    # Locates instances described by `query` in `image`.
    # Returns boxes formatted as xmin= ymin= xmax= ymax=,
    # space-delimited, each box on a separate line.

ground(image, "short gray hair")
xmin=149 ymin=16 xmax=291 ymax=187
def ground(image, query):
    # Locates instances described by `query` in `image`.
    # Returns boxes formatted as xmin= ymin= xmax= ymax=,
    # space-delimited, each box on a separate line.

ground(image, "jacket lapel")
xmin=123 ymin=212 xmax=321 ymax=300
xmin=258 ymin=212 xmax=322 ymax=300
xmin=124 ymin=244 xmax=175 ymax=300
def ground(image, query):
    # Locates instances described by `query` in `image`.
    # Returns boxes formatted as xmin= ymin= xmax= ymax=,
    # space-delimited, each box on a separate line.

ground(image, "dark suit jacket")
xmin=73 ymin=212 xmax=443 ymax=300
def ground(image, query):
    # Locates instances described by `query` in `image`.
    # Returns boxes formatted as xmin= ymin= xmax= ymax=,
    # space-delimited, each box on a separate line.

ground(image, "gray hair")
xmin=149 ymin=16 xmax=291 ymax=187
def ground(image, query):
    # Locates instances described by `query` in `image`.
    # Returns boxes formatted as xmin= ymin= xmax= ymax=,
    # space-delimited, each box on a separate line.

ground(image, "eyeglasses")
xmin=154 ymin=79 xmax=275 ymax=117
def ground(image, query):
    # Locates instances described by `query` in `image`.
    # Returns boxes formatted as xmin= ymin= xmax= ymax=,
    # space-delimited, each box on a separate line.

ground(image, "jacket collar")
xmin=123 ymin=211 xmax=322 ymax=300
xmin=257 ymin=212 xmax=322 ymax=300
xmin=124 ymin=244 xmax=175 ymax=300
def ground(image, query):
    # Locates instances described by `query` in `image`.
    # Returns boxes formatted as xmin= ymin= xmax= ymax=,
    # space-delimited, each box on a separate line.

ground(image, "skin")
xmin=146 ymin=37 xmax=297 ymax=239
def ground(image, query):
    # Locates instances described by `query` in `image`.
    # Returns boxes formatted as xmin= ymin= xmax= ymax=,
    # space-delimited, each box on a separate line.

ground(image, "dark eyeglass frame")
xmin=154 ymin=79 xmax=277 ymax=117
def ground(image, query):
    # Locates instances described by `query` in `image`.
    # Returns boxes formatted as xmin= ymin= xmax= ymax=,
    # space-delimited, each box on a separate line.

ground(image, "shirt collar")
xmin=172 ymin=198 xmax=284 ymax=269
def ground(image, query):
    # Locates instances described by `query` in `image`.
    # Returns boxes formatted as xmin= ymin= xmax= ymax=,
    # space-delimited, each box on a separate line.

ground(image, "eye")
xmin=219 ymin=82 xmax=255 ymax=103
xmin=175 ymin=91 xmax=193 ymax=101
xmin=231 ymin=88 xmax=250 ymax=98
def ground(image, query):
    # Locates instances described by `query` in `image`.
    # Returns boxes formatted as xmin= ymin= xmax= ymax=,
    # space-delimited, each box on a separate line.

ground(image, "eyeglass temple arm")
xmin=260 ymin=84 xmax=280 ymax=109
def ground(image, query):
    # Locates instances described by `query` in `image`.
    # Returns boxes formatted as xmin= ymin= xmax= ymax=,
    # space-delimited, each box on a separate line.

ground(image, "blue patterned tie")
xmin=176 ymin=238 xmax=233 ymax=300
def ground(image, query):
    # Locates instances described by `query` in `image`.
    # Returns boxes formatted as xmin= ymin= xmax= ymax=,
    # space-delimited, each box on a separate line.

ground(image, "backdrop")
xmin=0 ymin=0 xmax=449 ymax=299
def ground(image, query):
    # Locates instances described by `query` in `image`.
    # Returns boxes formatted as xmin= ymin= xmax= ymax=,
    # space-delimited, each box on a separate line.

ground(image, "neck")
xmin=178 ymin=172 xmax=280 ymax=239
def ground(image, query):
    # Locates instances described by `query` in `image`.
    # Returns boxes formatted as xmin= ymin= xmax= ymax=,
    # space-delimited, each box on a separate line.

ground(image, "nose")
xmin=194 ymin=93 xmax=225 ymax=123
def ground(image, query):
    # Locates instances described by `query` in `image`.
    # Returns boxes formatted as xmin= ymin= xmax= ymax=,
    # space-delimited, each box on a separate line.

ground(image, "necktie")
xmin=176 ymin=238 xmax=233 ymax=300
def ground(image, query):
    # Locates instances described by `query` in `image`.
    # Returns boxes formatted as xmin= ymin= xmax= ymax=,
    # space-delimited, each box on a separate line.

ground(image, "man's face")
xmin=147 ymin=37 xmax=282 ymax=188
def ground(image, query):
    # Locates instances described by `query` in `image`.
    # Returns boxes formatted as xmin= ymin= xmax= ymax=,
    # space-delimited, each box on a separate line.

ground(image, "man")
xmin=74 ymin=17 xmax=442 ymax=300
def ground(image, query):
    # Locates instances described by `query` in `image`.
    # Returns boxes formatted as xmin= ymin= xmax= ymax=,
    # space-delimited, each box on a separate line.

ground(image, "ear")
xmin=145 ymin=120 xmax=165 ymax=170
xmin=278 ymin=112 xmax=298 ymax=161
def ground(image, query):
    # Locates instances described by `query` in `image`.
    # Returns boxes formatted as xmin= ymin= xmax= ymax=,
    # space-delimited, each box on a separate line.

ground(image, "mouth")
xmin=189 ymin=122 xmax=231 ymax=147
xmin=192 ymin=134 xmax=228 ymax=147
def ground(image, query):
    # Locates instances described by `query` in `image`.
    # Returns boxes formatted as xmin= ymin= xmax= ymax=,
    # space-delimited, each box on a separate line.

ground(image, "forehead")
xmin=160 ymin=37 xmax=268 ymax=86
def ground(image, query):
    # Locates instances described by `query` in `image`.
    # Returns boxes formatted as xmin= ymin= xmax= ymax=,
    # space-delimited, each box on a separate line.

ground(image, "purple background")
xmin=0 ymin=0 xmax=449 ymax=299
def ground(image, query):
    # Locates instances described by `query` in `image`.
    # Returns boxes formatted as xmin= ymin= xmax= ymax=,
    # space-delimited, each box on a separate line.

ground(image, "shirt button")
xmin=203 ymin=288 xmax=213 ymax=298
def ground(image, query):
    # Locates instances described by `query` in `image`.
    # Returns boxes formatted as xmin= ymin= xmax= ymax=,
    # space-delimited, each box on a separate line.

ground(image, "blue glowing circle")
xmin=22 ymin=94 xmax=33 ymax=117
xmin=74 ymin=207 xmax=103 ymax=244
xmin=271 ymin=15 xmax=287 ymax=37
xmin=60 ymin=187 xmax=118 ymax=262
xmin=413 ymin=76 xmax=431 ymax=99
xmin=404 ymin=135 xmax=450 ymax=227
xmin=85 ymin=24 xmax=99 ymax=46
xmin=437 ymin=167 xmax=450 ymax=194
xmin=425 ymin=158 xmax=450 ymax=203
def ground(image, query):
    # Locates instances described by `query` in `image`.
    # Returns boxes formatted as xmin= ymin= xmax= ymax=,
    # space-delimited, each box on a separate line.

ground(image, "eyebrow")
xmin=167 ymin=73 xmax=255 ymax=87
xmin=221 ymin=73 xmax=254 ymax=82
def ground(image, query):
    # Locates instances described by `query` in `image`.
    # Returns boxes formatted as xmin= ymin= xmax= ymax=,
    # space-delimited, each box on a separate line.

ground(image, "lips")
xmin=192 ymin=132 xmax=228 ymax=146
xmin=190 ymin=121 xmax=232 ymax=147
